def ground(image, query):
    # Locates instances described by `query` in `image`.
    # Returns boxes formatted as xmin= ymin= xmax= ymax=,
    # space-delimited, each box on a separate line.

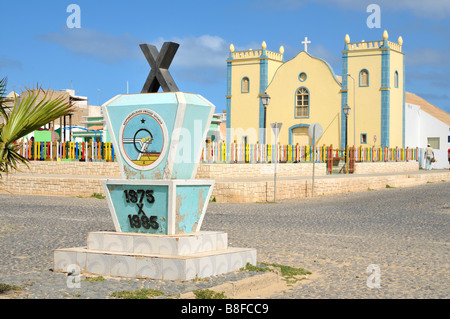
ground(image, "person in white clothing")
xmin=424 ymin=144 xmax=434 ymax=170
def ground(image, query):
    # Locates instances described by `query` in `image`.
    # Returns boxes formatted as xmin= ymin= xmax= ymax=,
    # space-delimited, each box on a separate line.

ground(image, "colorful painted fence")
xmin=16 ymin=141 xmax=115 ymax=162
xmin=15 ymin=140 xmax=419 ymax=166
xmin=201 ymin=142 xmax=419 ymax=165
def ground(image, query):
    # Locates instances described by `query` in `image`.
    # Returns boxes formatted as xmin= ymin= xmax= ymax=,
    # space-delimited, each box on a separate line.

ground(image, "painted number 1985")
xmin=124 ymin=189 xmax=159 ymax=230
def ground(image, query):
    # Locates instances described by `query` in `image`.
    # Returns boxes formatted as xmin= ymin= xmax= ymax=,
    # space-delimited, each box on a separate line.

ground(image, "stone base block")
xmin=86 ymin=231 xmax=228 ymax=256
xmin=53 ymin=231 xmax=257 ymax=281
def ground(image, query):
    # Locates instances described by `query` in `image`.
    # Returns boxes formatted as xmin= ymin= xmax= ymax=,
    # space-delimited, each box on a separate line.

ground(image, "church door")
xmin=292 ymin=127 xmax=311 ymax=146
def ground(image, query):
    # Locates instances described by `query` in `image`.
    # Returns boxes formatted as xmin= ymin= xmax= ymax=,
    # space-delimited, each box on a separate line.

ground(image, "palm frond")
xmin=0 ymin=143 xmax=28 ymax=175
xmin=0 ymin=86 xmax=73 ymax=176
xmin=1 ymin=88 xmax=73 ymax=145
xmin=0 ymin=77 xmax=9 ymax=121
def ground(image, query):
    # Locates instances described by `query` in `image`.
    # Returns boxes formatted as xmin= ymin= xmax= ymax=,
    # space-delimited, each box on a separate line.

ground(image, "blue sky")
xmin=1 ymin=0 xmax=450 ymax=114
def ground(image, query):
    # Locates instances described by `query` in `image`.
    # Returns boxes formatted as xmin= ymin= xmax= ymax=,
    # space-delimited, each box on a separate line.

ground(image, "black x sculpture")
xmin=140 ymin=42 xmax=180 ymax=93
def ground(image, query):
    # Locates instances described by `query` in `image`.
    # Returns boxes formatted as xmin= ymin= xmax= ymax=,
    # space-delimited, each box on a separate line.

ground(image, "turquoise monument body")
xmin=102 ymin=92 xmax=215 ymax=235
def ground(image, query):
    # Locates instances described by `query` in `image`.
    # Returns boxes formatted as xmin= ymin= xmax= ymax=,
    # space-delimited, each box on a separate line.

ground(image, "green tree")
xmin=0 ymin=77 xmax=72 ymax=177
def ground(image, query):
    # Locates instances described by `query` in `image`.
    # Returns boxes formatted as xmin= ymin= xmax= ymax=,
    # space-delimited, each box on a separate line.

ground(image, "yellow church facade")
xmin=226 ymin=30 xmax=405 ymax=151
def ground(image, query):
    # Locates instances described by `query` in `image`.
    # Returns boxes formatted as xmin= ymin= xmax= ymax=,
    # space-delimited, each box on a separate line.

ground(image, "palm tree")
xmin=0 ymin=77 xmax=73 ymax=178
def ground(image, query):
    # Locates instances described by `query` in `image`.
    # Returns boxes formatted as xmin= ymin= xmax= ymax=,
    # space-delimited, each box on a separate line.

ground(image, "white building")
xmin=405 ymin=92 xmax=450 ymax=169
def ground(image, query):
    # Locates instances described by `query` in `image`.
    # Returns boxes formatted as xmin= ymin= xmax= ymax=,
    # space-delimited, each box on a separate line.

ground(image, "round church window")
xmin=299 ymin=72 xmax=307 ymax=82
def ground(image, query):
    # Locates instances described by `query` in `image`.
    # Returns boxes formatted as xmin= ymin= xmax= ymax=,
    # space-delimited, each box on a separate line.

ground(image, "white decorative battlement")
xmin=344 ymin=31 xmax=403 ymax=52
xmin=229 ymin=41 xmax=284 ymax=61
xmin=347 ymin=40 xmax=402 ymax=52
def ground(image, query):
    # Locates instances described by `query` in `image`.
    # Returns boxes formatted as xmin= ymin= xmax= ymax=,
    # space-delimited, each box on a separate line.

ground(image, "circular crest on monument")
xmin=119 ymin=108 xmax=169 ymax=171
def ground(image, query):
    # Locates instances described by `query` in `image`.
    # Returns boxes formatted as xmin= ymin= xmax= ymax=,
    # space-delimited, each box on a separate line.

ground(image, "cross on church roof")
xmin=302 ymin=37 xmax=311 ymax=52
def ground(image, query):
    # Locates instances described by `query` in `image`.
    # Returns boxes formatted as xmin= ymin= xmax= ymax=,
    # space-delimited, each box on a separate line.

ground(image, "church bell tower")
xmin=341 ymin=30 xmax=405 ymax=148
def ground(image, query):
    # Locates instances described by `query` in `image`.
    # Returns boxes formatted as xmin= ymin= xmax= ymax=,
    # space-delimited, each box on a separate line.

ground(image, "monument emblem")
xmin=119 ymin=108 xmax=168 ymax=170
xmin=53 ymin=42 xmax=256 ymax=280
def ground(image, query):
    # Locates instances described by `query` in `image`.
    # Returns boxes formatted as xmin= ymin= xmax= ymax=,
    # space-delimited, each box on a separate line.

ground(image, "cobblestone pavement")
xmin=205 ymin=182 xmax=449 ymax=299
xmin=0 ymin=181 xmax=448 ymax=299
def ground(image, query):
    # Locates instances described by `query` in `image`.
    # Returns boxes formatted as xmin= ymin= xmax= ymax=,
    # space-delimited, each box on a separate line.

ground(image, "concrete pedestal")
xmin=53 ymin=231 xmax=256 ymax=281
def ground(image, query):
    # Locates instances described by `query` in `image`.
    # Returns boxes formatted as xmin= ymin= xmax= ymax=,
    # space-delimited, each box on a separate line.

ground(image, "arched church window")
xmin=360 ymin=69 xmax=369 ymax=87
xmin=394 ymin=71 xmax=399 ymax=88
xmin=242 ymin=77 xmax=250 ymax=93
xmin=296 ymin=87 xmax=309 ymax=117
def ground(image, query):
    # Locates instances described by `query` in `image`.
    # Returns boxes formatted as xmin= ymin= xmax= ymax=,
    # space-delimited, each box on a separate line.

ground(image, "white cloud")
xmin=308 ymin=44 xmax=340 ymax=70
xmin=374 ymin=0 xmax=450 ymax=19
xmin=407 ymin=69 xmax=450 ymax=89
xmin=40 ymin=29 xmax=230 ymax=69
xmin=149 ymin=35 xmax=229 ymax=85
xmin=406 ymin=47 xmax=450 ymax=67
xmin=320 ymin=0 xmax=450 ymax=18
xmin=251 ymin=0 xmax=306 ymax=10
xmin=418 ymin=93 xmax=450 ymax=101
xmin=39 ymin=29 xmax=231 ymax=85
xmin=253 ymin=0 xmax=450 ymax=19
xmin=165 ymin=35 xmax=228 ymax=69
xmin=0 ymin=56 xmax=22 ymax=70
xmin=39 ymin=28 xmax=143 ymax=64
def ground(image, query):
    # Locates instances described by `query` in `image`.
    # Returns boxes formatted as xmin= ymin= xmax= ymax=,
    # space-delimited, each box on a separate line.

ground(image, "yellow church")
xmin=226 ymin=30 xmax=406 ymax=150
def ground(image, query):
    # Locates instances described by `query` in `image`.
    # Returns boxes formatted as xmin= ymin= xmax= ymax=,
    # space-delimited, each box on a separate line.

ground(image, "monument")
xmin=53 ymin=42 xmax=257 ymax=280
